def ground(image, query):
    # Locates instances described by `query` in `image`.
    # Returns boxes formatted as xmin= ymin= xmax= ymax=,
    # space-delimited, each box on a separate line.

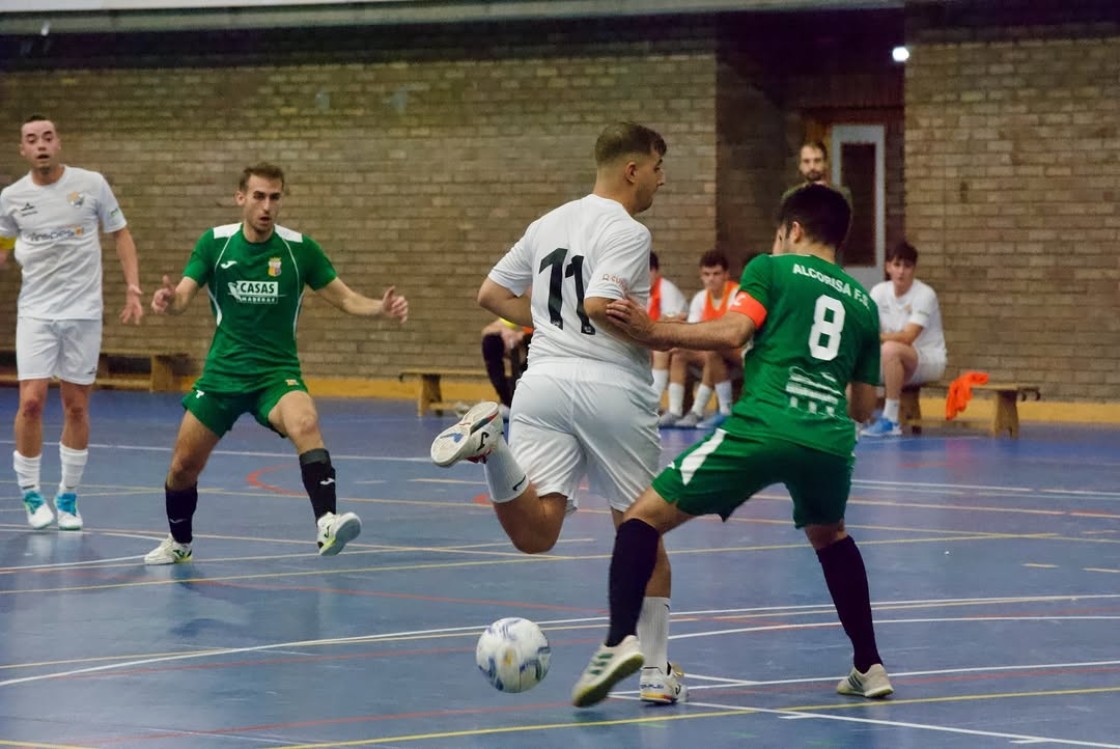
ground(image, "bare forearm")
xmin=114 ymin=230 xmax=141 ymax=289
xmin=480 ymin=295 xmax=532 ymax=328
xmin=648 ymin=318 xmax=744 ymax=351
xmin=342 ymin=295 xmax=382 ymax=317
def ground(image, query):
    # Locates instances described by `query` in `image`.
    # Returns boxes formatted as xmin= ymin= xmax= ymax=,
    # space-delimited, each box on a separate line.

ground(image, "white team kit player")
xmin=430 ymin=122 xmax=686 ymax=704
xmin=860 ymin=241 xmax=947 ymax=437
xmin=0 ymin=115 xmax=143 ymax=530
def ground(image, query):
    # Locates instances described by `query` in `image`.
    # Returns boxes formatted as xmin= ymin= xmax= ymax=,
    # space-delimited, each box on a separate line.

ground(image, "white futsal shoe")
xmin=430 ymin=401 xmax=503 ymax=467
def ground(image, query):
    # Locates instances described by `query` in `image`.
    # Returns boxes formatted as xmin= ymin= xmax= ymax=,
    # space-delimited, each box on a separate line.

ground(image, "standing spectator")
xmin=0 ymin=115 xmax=143 ymax=531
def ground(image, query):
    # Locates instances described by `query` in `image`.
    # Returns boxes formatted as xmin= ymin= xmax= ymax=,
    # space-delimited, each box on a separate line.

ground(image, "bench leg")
xmin=991 ymin=391 xmax=1019 ymax=438
xmin=900 ymin=388 xmax=922 ymax=435
xmin=149 ymin=355 xmax=175 ymax=392
xmin=418 ymin=374 xmax=443 ymax=417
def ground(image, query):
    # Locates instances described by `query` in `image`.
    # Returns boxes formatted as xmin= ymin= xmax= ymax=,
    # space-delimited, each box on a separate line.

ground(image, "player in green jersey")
xmin=143 ymin=163 xmax=408 ymax=565
xmin=572 ymin=184 xmax=893 ymax=707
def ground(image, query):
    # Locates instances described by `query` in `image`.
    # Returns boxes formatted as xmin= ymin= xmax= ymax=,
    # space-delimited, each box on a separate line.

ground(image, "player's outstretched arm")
xmin=605 ymin=298 xmax=755 ymax=352
xmin=151 ymin=274 xmax=200 ymax=316
xmin=315 ymin=278 xmax=409 ymax=322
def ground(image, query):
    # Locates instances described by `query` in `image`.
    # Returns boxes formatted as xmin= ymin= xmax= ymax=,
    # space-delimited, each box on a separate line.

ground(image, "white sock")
xmin=652 ymin=369 xmax=669 ymax=396
xmin=13 ymin=451 xmax=41 ymax=495
xmin=691 ymin=385 xmax=713 ymax=416
xmin=714 ymin=380 xmax=733 ymax=414
xmin=883 ymin=399 xmax=900 ymax=423
xmin=59 ymin=443 xmax=89 ymax=495
xmin=637 ymin=596 xmax=670 ymax=672
xmin=667 ymin=383 xmax=685 ymax=416
xmin=482 ymin=438 xmax=528 ymax=503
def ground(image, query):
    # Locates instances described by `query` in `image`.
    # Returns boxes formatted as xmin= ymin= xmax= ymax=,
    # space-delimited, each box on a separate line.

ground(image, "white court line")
xmin=665 ymin=696 xmax=1120 ymax=749
xmin=0 ymin=439 xmax=432 ymax=463
xmin=4 ymin=609 xmax=1119 ymax=689
xmin=669 ymin=614 xmax=1120 ymax=642
xmin=1 ymin=438 xmax=1118 ymax=500
xmin=678 ymin=658 xmax=1120 ymax=690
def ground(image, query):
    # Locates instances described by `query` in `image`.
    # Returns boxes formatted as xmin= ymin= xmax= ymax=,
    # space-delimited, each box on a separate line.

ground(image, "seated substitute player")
xmin=572 ymin=184 xmax=893 ymax=707
xmin=429 ymin=122 xmax=685 ymax=705
xmin=144 ymin=163 xmax=408 ymax=564
xmin=860 ymin=241 xmax=947 ymax=437
xmin=658 ymin=250 xmax=741 ymax=429
xmin=647 ymin=251 xmax=688 ymax=401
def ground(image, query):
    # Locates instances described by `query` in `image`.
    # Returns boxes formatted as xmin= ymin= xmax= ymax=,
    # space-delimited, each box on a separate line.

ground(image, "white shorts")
xmin=906 ymin=351 xmax=947 ymax=386
xmin=508 ymin=367 xmax=660 ymax=514
xmin=16 ymin=317 xmax=102 ymax=385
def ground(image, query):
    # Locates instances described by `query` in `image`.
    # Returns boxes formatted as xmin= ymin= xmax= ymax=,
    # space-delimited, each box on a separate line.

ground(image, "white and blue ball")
xmin=476 ymin=617 xmax=551 ymax=693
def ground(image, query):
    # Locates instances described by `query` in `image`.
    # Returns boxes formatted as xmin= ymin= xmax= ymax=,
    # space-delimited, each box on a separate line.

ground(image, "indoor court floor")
xmin=0 ymin=391 xmax=1117 ymax=748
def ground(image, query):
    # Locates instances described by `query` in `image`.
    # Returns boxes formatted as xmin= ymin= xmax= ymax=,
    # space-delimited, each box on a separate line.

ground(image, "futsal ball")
xmin=475 ymin=617 xmax=552 ymax=693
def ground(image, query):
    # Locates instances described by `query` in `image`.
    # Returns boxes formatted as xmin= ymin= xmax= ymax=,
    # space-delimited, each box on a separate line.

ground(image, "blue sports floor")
xmin=1 ymin=391 xmax=1118 ymax=748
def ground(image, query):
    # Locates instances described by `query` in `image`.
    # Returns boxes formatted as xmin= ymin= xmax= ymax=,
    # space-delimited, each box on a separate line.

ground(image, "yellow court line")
xmin=271 ymin=709 xmax=759 ymax=748
xmin=267 ymin=685 xmax=1120 ymax=748
xmin=0 ymin=741 xmax=93 ymax=749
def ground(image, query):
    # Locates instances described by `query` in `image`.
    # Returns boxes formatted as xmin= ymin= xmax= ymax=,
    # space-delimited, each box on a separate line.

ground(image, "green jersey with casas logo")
xmin=723 ymin=253 xmax=880 ymax=457
xmin=183 ymin=223 xmax=337 ymax=392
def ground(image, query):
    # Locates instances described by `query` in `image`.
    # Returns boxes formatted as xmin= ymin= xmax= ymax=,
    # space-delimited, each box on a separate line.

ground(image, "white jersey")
xmin=649 ymin=275 xmax=687 ymax=320
xmin=0 ymin=166 xmax=127 ymax=320
xmin=489 ymin=194 xmax=652 ymax=386
xmin=870 ymin=278 xmax=947 ymax=361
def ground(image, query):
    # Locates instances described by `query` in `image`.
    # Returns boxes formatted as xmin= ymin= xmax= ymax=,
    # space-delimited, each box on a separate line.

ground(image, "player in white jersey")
xmin=0 ymin=116 xmax=143 ymax=530
xmin=430 ymin=122 xmax=685 ymax=705
xmin=861 ymin=241 xmax=947 ymax=437
xmin=648 ymin=251 xmax=688 ymax=403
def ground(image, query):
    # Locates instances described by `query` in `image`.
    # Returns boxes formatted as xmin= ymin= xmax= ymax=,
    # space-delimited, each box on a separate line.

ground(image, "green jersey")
xmin=724 ymin=253 xmax=879 ymax=456
xmin=184 ymin=223 xmax=337 ymax=392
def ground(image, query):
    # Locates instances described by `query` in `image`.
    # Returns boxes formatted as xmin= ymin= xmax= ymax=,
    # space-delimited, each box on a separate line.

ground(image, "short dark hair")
xmin=802 ymin=140 xmax=828 ymax=161
xmin=649 ymin=251 xmax=660 ymax=270
xmin=698 ymin=249 xmax=729 ymax=270
xmin=594 ymin=122 xmax=667 ymax=167
xmin=23 ymin=114 xmax=50 ymax=126
xmin=239 ymin=162 xmax=285 ymax=192
xmin=777 ymin=184 xmax=851 ymax=250
xmin=887 ymin=241 xmax=919 ymax=264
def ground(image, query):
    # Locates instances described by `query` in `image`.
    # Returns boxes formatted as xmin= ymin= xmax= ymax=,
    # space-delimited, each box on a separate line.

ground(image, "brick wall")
xmin=905 ymin=31 xmax=1120 ymax=400
xmin=0 ymin=20 xmax=719 ymax=378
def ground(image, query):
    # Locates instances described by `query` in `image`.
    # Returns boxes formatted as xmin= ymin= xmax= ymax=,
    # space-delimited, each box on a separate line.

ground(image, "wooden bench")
xmin=900 ymin=382 xmax=1041 ymax=438
xmin=0 ymin=349 xmax=192 ymax=392
xmin=398 ymin=368 xmax=491 ymax=417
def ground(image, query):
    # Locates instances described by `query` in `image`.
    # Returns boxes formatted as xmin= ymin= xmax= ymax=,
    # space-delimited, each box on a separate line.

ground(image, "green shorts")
xmin=651 ymin=430 xmax=853 ymax=528
xmin=182 ymin=376 xmax=308 ymax=438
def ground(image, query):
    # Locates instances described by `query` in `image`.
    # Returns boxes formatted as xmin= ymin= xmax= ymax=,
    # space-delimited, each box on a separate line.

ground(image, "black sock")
xmin=166 ymin=483 xmax=198 ymax=544
xmin=817 ymin=535 xmax=882 ymax=672
xmin=300 ymin=448 xmax=336 ymax=520
xmin=482 ymin=334 xmax=513 ymax=407
xmin=606 ymin=519 xmax=660 ymax=647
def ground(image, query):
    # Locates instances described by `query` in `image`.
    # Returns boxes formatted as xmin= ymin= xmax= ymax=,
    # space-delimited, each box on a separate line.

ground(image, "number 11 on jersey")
xmin=539 ymin=248 xmax=594 ymax=335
